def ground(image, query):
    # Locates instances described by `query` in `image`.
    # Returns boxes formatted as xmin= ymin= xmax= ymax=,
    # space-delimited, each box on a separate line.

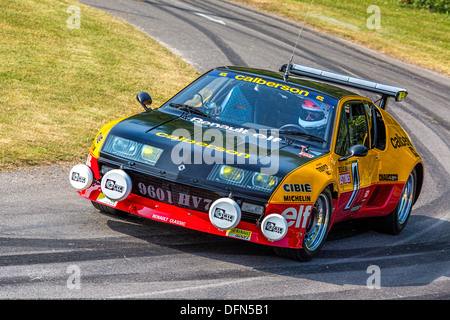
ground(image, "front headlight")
xmin=252 ymin=172 xmax=278 ymax=192
xmin=111 ymin=136 xmax=139 ymax=157
xmin=141 ymin=145 xmax=163 ymax=165
xmin=103 ymin=135 xmax=163 ymax=166
xmin=219 ymin=165 xmax=245 ymax=183
xmin=208 ymin=165 xmax=279 ymax=192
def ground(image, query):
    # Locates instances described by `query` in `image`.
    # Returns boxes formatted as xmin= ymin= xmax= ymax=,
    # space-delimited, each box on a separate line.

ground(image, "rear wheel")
xmin=274 ymin=188 xmax=332 ymax=261
xmin=380 ymin=169 xmax=416 ymax=235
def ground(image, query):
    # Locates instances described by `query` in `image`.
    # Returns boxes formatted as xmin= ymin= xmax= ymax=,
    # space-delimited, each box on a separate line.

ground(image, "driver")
xmin=298 ymin=99 xmax=329 ymax=131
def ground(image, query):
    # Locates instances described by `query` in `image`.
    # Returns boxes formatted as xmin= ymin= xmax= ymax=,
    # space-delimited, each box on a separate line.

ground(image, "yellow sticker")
xmin=226 ymin=228 xmax=252 ymax=241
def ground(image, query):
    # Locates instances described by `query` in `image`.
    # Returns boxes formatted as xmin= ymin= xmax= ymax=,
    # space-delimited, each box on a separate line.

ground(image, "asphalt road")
xmin=1 ymin=0 xmax=449 ymax=302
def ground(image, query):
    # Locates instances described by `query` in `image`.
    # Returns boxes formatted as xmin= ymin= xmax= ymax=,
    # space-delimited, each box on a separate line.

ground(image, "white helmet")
xmin=298 ymin=99 xmax=329 ymax=129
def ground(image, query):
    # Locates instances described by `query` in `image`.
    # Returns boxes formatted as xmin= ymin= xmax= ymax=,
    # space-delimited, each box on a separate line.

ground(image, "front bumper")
xmin=80 ymin=184 xmax=308 ymax=248
xmin=72 ymin=160 xmax=309 ymax=249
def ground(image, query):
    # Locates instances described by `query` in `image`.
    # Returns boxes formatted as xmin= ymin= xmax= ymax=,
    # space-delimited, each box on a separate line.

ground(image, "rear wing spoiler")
xmin=280 ymin=63 xmax=407 ymax=109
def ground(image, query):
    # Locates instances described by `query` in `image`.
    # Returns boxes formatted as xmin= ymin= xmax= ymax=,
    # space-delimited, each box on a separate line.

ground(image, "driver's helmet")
xmin=298 ymin=99 xmax=328 ymax=129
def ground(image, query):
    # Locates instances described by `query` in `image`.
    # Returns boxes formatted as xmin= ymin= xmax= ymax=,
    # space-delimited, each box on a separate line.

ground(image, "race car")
xmin=69 ymin=63 xmax=424 ymax=261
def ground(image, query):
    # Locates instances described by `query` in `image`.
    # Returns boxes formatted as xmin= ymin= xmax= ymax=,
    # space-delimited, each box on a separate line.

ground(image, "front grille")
xmin=241 ymin=212 xmax=264 ymax=224
xmin=129 ymin=171 xmax=265 ymax=224
xmin=98 ymin=162 xmax=265 ymax=224
xmin=129 ymin=170 xmax=223 ymax=213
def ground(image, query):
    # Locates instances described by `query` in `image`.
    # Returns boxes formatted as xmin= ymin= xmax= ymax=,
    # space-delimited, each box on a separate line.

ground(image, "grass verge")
xmin=0 ymin=0 xmax=198 ymax=171
xmin=234 ymin=0 xmax=449 ymax=76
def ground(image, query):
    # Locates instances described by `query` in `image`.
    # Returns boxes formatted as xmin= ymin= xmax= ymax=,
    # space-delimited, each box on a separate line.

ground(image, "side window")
xmin=335 ymin=110 xmax=349 ymax=156
xmin=335 ymin=101 xmax=370 ymax=156
xmin=364 ymin=101 xmax=374 ymax=148
xmin=368 ymin=102 xmax=386 ymax=150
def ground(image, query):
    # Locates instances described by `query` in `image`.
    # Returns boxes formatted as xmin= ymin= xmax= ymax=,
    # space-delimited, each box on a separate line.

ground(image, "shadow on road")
xmin=103 ymin=211 xmax=449 ymax=288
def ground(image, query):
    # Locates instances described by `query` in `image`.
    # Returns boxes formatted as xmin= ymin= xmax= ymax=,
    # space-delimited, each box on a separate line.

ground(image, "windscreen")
xmin=162 ymin=69 xmax=338 ymax=149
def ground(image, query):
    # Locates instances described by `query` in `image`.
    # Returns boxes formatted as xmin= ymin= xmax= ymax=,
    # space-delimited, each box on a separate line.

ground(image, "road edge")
xmin=226 ymin=0 xmax=450 ymax=85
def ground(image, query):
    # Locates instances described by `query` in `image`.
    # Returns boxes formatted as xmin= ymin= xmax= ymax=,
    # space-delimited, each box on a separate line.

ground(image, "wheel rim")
xmin=304 ymin=193 xmax=330 ymax=251
xmin=397 ymin=173 xmax=415 ymax=225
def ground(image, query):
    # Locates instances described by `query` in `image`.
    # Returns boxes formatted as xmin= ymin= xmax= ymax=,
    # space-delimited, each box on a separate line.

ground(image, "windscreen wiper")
xmin=278 ymin=130 xmax=326 ymax=143
xmin=169 ymin=103 xmax=213 ymax=118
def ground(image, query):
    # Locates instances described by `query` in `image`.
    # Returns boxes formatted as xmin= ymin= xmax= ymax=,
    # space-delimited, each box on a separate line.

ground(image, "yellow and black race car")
xmin=70 ymin=63 xmax=424 ymax=261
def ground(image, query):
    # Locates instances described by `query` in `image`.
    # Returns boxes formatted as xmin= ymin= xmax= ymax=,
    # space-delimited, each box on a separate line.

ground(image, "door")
xmin=334 ymin=100 xmax=380 ymax=216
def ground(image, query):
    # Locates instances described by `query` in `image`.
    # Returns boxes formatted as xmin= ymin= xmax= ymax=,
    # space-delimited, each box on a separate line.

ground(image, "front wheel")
xmin=274 ymin=188 xmax=333 ymax=261
xmin=91 ymin=200 xmax=129 ymax=217
xmin=380 ymin=169 xmax=416 ymax=235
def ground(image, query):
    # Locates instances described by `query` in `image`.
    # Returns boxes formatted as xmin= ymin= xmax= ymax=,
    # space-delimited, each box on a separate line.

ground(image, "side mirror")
xmin=136 ymin=91 xmax=152 ymax=111
xmin=338 ymin=144 xmax=368 ymax=161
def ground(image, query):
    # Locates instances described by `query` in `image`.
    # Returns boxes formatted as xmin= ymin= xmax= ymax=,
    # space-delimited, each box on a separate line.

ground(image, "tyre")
xmin=274 ymin=188 xmax=333 ymax=261
xmin=91 ymin=200 xmax=129 ymax=217
xmin=380 ymin=169 xmax=416 ymax=235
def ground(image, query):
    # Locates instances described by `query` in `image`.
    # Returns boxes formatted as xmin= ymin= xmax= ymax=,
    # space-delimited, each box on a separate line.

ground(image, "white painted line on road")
xmin=109 ymin=276 xmax=259 ymax=299
xmin=194 ymin=12 xmax=226 ymax=25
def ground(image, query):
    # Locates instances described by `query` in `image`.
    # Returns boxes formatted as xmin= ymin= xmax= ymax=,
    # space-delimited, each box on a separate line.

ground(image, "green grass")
xmin=235 ymin=0 xmax=450 ymax=76
xmin=1 ymin=0 xmax=447 ymax=171
xmin=0 ymin=0 xmax=198 ymax=171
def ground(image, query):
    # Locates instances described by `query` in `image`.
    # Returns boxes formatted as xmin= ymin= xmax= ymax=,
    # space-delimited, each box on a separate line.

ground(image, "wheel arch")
xmin=324 ymin=182 xmax=339 ymax=228
xmin=413 ymin=162 xmax=424 ymax=205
